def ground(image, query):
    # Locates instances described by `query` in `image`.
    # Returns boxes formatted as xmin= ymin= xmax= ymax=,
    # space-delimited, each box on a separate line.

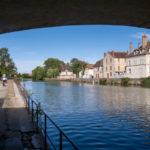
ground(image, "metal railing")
xmin=14 ymin=79 xmax=79 ymax=150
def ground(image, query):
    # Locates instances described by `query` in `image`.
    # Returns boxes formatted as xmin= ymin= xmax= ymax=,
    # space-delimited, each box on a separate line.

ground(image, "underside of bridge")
xmin=0 ymin=0 xmax=150 ymax=34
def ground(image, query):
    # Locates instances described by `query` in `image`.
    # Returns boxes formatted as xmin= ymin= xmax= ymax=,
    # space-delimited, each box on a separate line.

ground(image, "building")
xmin=103 ymin=51 xmax=127 ymax=78
xmin=82 ymin=64 xmax=94 ymax=79
xmin=58 ymin=65 xmax=76 ymax=79
xmin=94 ymin=59 xmax=103 ymax=79
xmin=126 ymin=35 xmax=150 ymax=78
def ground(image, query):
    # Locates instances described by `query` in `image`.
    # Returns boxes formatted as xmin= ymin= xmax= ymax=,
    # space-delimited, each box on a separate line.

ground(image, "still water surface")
xmin=24 ymin=80 xmax=150 ymax=150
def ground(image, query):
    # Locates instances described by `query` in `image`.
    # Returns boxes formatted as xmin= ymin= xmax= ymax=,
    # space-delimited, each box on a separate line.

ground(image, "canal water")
xmin=23 ymin=80 xmax=150 ymax=150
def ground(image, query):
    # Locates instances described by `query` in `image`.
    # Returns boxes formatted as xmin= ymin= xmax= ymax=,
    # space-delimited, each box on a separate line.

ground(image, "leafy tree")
xmin=32 ymin=66 xmax=45 ymax=81
xmin=0 ymin=48 xmax=17 ymax=76
xmin=44 ymin=58 xmax=64 ymax=70
xmin=47 ymin=68 xmax=59 ymax=78
xmin=70 ymin=58 xmax=87 ymax=77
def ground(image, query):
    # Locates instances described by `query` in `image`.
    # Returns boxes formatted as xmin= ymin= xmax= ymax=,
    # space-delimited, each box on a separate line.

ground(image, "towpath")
xmin=0 ymin=80 xmax=44 ymax=150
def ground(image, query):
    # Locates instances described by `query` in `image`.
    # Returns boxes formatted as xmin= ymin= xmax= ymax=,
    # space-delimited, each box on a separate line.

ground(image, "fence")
xmin=14 ymin=79 xmax=79 ymax=150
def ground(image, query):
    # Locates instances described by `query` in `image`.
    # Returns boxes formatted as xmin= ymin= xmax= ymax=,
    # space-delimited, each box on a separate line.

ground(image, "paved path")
xmin=0 ymin=80 xmax=44 ymax=150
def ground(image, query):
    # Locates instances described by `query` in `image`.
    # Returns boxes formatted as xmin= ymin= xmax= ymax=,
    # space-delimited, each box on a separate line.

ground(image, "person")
xmin=2 ymin=74 xmax=7 ymax=86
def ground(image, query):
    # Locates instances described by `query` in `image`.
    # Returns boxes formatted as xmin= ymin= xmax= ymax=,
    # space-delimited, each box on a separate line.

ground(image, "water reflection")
xmin=24 ymin=81 xmax=150 ymax=150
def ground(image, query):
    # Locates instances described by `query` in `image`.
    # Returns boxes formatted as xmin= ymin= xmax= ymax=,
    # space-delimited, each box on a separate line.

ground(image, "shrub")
xmin=141 ymin=77 xmax=150 ymax=88
xmin=121 ymin=78 xmax=130 ymax=86
xmin=99 ymin=78 xmax=107 ymax=85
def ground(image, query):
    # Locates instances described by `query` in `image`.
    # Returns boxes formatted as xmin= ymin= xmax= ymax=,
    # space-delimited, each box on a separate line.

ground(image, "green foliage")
xmin=121 ymin=78 xmax=130 ymax=86
xmin=70 ymin=58 xmax=87 ymax=77
xmin=0 ymin=48 xmax=17 ymax=76
xmin=47 ymin=68 xmax=59 ymax=78
xmin=99 ymin=78 xmax=107 ymax=85
xmin=44 ymin=58 xmax=64 ymax=70
xmin=32 ymin=66 xmax=45 ymax=81
xmin=141 ymin=77 xmax=150 ymax=88
xmin=21 ymin=73 xmax=32 ymax=78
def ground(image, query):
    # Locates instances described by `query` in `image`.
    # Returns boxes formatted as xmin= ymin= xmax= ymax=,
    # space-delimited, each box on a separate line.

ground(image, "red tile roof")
xmin=86 ymin=64 xmax=94 ymax=69
xmin=109 ymin=51 xmax=127 ymax=58
xmin=94 ymin=59 xmax=103 ymax=67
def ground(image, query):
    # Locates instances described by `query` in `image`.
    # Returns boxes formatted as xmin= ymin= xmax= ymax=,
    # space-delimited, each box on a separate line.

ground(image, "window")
xmin=128 ymin=60 xmax=131 ymax=66
xmin=110 ymin=58 xmax=112 ymax=62
xmin=124 ymin=58 xmax=126 ymax=62
xmin=110 ymin=72 xmax=112 ymax=77
xmin=118 ymin=58 xmax=120 ymax=62
xmin=140 ymin=59 xmax=144 ymax=64
xmin=118 ymin=66 xmax=120 ymax=71
xmin=129 ymin=68 xmax=131 ymax=74
xmin=106 ymin=58 xmax=107 ymax=63
xmin=134 ymin=60 xmax=137 ymax=65
xmin=110 ymin=66 xmax=112 ymax=70
xmin=139 ymin=67 xmax=144 ymax=73
xmin=124 ymin=66 xmax=126 ymax=70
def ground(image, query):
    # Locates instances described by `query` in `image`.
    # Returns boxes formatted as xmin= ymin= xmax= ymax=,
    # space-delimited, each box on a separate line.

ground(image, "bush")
xmin=121 ymin=78 xmax=130 ymax=86
xmin=141 ymin=77 xmax=150 ymax=88
xmin=99 ymin=78 xmax=107 ymax=85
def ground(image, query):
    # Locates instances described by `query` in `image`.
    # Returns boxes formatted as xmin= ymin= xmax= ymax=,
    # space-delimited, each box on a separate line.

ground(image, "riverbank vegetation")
xmin=121 ymin=78 xmax=130 ymax=86
xmin=32 ymin=58 xmax=87 ymax=81
xmin=0 ymin=48 xmax=17 ymax=77
xmin=141 ymin=77 xmax=150 ymax=88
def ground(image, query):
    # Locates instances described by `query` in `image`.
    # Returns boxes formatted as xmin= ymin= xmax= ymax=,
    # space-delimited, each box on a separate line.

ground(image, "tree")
xmin=44 ymin=58 xmax=64 ymax=70
xmin=70 ymin=58 xmax=87 ymax=77
xmin=0 ymin=48 xmax=17 ymax=76
xmin=32 ymin=66 xmax=45 ymax=81
xmin=47 ymin=68 xmax=59 ymax=78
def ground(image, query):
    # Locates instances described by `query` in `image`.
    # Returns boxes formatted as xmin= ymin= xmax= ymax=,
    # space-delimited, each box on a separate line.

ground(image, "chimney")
xmin=104 ymin=53 xmax=106 ymax=57
xmin=130 ymin=42 xmax=132 ymax=54
xmin=142 ymin=35 xmax=147 ymax=48
xmin=112 ymin=51 xmax=114 ymax=57
xmin=138 ymin=42 xmax=140 ymax=48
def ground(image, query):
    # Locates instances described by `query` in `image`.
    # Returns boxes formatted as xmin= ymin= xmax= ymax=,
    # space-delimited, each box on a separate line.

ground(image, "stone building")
xmin=103 ymin=51 xmax=127 ymax=78
xmin=93 ymin=59 xmax=103 ymax=79
xmin=126 ymin=35 xmax=150 ymax=78
xmin=58 ymin=65 xmax=76 ymax=79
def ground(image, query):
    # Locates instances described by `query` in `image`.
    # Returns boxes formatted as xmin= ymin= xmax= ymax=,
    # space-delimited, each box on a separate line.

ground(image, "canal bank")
xmin=45 ymin=77 xmax=142 ymax=86
xmin=0 ymin=80 xmax=44 ymax=150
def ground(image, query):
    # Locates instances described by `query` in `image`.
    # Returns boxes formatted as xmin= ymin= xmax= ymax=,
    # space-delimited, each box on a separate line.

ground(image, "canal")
xmin=23 ymin=80 xmax=150 ymax=150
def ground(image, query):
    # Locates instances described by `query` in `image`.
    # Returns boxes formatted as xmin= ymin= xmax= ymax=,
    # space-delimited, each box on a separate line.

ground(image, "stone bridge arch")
xmin=0 ymin=0 xmax=150 ymax=34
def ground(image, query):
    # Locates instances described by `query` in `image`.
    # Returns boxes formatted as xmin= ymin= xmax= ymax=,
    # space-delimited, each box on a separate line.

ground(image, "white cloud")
xmin=131 ymin=32 xmax=150 ymax=39
xmin=14 ymin=60 xmax=44 ymax=73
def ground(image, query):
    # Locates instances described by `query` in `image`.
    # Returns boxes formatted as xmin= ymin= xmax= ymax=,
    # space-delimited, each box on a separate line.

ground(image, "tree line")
xmin=32 ymin=58 xmax=87 ymax=81
xmin=0 ymin=48 xmax=17 ymax=77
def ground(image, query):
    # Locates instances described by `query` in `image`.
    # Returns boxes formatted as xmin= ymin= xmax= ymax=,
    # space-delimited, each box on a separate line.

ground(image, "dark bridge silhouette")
xmin=0 ymin=0 xmax=150 ymax=34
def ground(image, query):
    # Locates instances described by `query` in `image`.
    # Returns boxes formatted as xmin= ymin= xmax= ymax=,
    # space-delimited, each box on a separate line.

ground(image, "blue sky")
xmin=0 ymin=25 xmax=150 ymax=73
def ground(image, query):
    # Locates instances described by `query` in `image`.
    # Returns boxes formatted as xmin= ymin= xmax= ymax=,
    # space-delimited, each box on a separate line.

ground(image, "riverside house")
xmin=58 ymin=65 xmax=76 ymax=79
xmin=126 ymin=35 xmax=150 ymax=78
xmin=94 ymin=59 xmax=103 ymax=79
xmin=82 ymin=64 xmax=94 ymax=79
xmin=103 ymin=51 xmax=127 ymax=78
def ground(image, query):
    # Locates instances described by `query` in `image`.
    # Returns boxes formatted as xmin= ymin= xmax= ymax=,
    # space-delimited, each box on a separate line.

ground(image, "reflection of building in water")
xmin=98 ymin=86 xmax=150 ymax=113
xmin=58 ymin=65 xmax=76 ymax=79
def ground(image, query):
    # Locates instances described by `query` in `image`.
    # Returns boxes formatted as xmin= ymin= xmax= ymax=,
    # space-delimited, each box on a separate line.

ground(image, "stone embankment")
xmin=0 ymin=80 xmax=44 ymax=150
